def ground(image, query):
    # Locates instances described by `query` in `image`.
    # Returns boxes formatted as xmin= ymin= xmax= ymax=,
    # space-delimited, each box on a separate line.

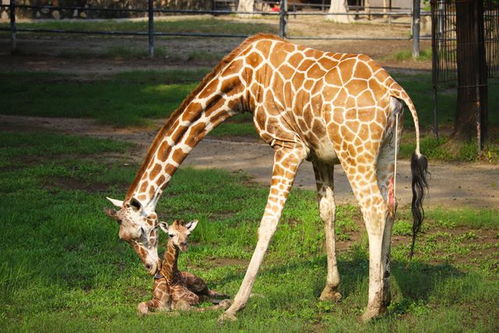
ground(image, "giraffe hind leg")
xmin=312 ymin=160 xmax=341 ymax=302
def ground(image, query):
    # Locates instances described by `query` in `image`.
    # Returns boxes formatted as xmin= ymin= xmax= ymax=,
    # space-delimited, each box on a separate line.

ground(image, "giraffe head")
xmin=159 ymin=219 xmax=198 ymax=252
xmin=104 ymin=197 xmax=160 ymax=275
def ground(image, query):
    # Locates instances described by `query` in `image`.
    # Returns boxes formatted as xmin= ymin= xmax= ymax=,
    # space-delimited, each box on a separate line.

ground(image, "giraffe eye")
xmin=168 ymin=233 xmax=174 ymax=238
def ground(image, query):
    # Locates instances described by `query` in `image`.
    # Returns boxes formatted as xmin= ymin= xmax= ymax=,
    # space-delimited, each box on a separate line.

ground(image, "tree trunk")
xmin=326 ymin=0 xmax=351 ymax=23
xmin=454 ymin=0 xmax=487 ymax=145
xmin=237 ymin=0 xmax=254 ymax=13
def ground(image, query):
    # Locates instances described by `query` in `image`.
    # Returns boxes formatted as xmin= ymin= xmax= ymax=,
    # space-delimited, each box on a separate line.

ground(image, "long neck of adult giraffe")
xmin=125 ymin=69 xmax=246 ymax=210
xmin=160 ymin=241 xmax=180 ymax=283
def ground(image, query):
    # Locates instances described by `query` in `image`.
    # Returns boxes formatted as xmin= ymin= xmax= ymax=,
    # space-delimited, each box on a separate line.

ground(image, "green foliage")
xmin=392 ymin=49 xmax=432 ymax=61
xmin=0 ymin=130 xmax=497 ymax=332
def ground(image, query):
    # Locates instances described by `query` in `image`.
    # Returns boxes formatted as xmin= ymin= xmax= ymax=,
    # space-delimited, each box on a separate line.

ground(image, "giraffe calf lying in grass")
xmin=137 ymin=219 xmax=231 ymax=315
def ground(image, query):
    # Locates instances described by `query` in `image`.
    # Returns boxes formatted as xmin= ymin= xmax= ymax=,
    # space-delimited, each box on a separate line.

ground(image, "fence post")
xmin=9 ymin=0 xmax=16 ymax=53
xmin=279 ymin=0 xmax=287 ymax=38
xmin=412 ymin=0 xmax=420 ymax=58
xmin=148 ymin=0 xmax=154 ymax=58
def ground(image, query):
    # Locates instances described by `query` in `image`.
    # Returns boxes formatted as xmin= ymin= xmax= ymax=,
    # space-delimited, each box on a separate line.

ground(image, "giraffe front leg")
xmin=312 ymin=161 xmax=341 ymax=302
xmin=137 ymin=299 xmax=166 ymax=316
xmin=219 ymin=146 xmax=306 ymax=322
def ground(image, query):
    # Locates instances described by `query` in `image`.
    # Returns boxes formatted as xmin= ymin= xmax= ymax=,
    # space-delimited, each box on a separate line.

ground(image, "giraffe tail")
xmin=390 ymin=86 xmax=429 ymax=259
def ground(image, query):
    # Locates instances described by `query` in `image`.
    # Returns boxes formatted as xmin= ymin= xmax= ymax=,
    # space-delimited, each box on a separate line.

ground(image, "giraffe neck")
xmin=125 ymin=67 xmax=247 ymax=211
xmin=160 ymin=241 xmax=180 ymax=283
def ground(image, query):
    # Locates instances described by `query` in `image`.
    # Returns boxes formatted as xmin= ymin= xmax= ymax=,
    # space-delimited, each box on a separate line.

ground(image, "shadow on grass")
xmin=211 ymin=250 xmax=463 ymax=314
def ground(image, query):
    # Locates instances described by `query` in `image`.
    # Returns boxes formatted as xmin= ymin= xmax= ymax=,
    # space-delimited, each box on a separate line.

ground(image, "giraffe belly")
xmin=311 ymin=138 xmax=339 ymax=163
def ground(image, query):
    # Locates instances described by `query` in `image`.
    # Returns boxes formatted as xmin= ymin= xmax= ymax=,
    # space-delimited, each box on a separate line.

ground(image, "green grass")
xmin=1 ymin=70 xmax=497 ymax=160
xmin=0 ymin=18 xmax=278 ymax=35
xmin=390 ymin=49 xmax=432 ymax=61
xmin=0 ymin=130 xmax=497 ymax=332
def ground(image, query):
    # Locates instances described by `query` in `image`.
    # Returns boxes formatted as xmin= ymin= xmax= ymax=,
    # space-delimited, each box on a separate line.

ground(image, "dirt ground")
xmin=2 ymin=114 xmax=497 ymax=209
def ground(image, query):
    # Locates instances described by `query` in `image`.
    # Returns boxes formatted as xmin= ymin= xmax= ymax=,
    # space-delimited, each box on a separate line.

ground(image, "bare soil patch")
xmin=1 ymin=114 xmax=498 ymax=210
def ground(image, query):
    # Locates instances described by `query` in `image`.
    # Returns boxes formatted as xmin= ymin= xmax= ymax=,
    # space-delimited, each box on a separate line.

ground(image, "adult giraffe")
xmin=104 ymin=34 xmax=428 ymax=321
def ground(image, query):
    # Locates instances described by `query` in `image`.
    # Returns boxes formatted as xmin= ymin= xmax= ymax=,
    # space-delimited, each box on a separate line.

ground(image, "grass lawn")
xmin=1 ymin=70 xmax=497 ymax=161
xmin=0 ymin=18 xmax=278 ymax=36
xmin=0 ymin=130 xmax=497 ymax=332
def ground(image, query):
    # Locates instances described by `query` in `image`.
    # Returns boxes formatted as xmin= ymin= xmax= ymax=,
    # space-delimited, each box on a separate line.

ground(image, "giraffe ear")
xmin=185 ymin=220 xmax=198 ymax=232
xmin=158 ymin=221 xmax=169 ymax=233
xmin=106 ymin=197 xmax=123 ymax=208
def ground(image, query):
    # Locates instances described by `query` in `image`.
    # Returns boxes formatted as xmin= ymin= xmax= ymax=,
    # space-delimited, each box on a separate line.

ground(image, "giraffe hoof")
xmin=218 ymin=311 xmax=237 ymax=323
xmin=319 ymin=289 xmax=342 ymax=302
xmin=360 ymin=306 xmax=386 ymax=322
xmin=218 ymin=299 xmax=232 ymax=310
xmin=137 ymin=302 xmax=149 ymax=316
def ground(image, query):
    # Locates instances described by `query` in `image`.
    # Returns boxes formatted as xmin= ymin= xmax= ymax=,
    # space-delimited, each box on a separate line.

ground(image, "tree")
xmin=237 ymin=0 xmax=254 ymax=14
xmin=327 ymin=0 xmax=352 ymax=23
xmin=453 ymin=0 xmax=488 ymax=146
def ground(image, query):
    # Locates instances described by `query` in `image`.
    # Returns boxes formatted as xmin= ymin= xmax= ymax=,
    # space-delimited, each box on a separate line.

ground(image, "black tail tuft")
xmin=410 ymin=152 xmax=429 ymax=258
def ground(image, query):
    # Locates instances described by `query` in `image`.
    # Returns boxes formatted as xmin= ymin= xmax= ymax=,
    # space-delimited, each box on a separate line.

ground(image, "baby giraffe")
xmin=137 ymin=219 xmax=231 ymax=315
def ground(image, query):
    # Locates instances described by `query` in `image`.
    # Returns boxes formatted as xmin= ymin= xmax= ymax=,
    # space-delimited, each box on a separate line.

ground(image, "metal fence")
xmin=431 ymin=0 xmax=498 ymax=141
xmin=432 ymin=0 xmax=498 ymax=86
xmin=1 ymin=0 xmax=430 ymax=57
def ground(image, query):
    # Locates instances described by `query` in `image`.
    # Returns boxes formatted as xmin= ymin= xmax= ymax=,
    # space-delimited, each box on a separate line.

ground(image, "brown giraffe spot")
xmin=358 ymin=109 xmax=376 ymax=122
xmin=221 ymin=59 xmax=243 ymax=77
xmin=164 ymin=164 xmax=176 ymax=176
xmin=291 ymin=72 xmax=305 ymax=90
xmin=242 ymin=67 xmax=254 ymax=85
xmin=269 ymin=49 xmax=287 ymax=69
xmin=376 ymin=111 xmax=387 ymax=124
xmin=338 ymin=59 xmax=356 ymax=83
xmin=204 ymin=95 xmax=226 ymax=117
xmin=148 ymin=185 xmax=156 ymax=199
xmin=323 ymin=86 xmax=340 ymax=101
xmin=345 ymin=96 xmax=356 ymax=109
xmin=158 ymin=141 xmax=172 ymax=162
xmin=279 ymin=64 xmax=295 ymax=79
xmin=358 ymin=90 xmax=376 ymax=106
xmin=185 ymin=123 xmax=206 ymax=146
xmin=354 ymin=59 xmax=373 ymax=78
xmin=198 ymin=80 xmax=219 ymax=99
xmin=139 ymin=181 xmax=148 ymax=194
xmin=335 ymin=89 xmax=348 ymax=107
xmin=297 ymin=59 xmax=315 ymax=72
xmin=304 ymin=79 xmax=314 ymax=90
xmin=370 ymin=122 xmax=384 ymax=138
xmin=345 ymin=79 xmax=368 ymax=96
xmin=346 ymin=119 xmax=360 ymax=133
xmin=255 ymin=64 xmax=271 ymax=84
xmin=255 ymin=40 xmax=273 ymax=59
xmin=303 ymin=107 xmax=313 ymax=124
xmin=172 ymin=149 xmax=183 ymax=165
xmin=288 ymin=52 xmax=304 ymax=68
xmin=246 ymin=52 xmax=263 ymax=68
xmin=331 ymin=111 xmax=344 ymax=125
xmin=308 ymin=64 xmax=326 ymax=79
xmin=340 ymin=126 xmax=355 ymax=143
xmin=157 ymin=175 xmax=166 ymax=185
xmin=284 ymin=82 xmax=293 ymax=106
xmin=150 ymin=164 xmax=162 ymax=179
xmin=312 ymin=119 xmax=326 ymax=137
xmin=320 ymin=57 xmax=339 ymax=70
